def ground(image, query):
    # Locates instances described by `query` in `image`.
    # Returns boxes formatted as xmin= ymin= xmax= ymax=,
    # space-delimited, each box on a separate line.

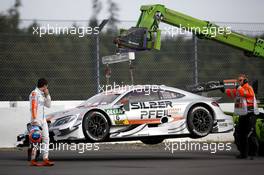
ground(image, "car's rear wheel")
xmin=187 ymin=106 xmax=213 ymax=138
xmin=82 ymin=111 xmax=110 ymax=142
xmin=141 ymin=138 xmax=164 ymax=145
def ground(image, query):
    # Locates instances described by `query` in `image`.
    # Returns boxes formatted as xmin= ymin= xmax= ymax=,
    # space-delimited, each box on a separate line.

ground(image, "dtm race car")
xmin=18 ymin=85 xmax=233 ymax=145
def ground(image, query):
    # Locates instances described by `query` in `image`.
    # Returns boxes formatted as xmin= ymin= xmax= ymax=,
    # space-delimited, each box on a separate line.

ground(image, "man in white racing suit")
xmin=29 ymin=78 xmax=54 ymax=166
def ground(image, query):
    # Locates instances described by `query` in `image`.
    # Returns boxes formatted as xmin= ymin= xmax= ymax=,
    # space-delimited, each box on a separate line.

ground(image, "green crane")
xmin=114 ymin=4 xmax=264 ymax=58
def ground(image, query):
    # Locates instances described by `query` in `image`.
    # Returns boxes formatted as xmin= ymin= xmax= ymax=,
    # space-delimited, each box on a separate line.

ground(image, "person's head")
xmin=37 ymin=78 xmax=48 ymax=92
xmin=237 ymin=74 xmax=248 ymax=86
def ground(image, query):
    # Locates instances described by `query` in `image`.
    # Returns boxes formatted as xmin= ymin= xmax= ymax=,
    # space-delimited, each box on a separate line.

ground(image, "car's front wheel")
xmin=82 ymin=111 xmax=110 ymax=142
xmin=187 ymin=106 xmax=213 ymax=138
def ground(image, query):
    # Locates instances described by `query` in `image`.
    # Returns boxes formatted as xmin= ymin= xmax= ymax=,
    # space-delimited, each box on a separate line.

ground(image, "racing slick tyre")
xmin=82 ymin=111 xmax=110 ymax=142
xmin=140 ymin=138 xmax=164 ymax=145
xmin=187 ymin=106 xmax=213 ymax=138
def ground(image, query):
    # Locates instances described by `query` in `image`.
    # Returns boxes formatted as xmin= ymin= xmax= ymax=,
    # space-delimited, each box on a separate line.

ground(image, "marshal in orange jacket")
xmin=226 ymin=83 xmax=258 ymax=115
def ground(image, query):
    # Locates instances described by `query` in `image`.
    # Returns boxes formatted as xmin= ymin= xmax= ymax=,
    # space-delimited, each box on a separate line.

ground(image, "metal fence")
xmin=0 ymin=20 xmax=264 ymax=101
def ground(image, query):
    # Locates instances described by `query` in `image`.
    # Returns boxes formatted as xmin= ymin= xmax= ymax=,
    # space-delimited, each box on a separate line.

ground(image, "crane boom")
xmin=114 ymin=4 xmax=264 ymax=58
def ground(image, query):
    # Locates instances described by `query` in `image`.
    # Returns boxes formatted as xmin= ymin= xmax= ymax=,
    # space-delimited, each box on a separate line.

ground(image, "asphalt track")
xmin=0 ymin=143 xmax=264 ymax=175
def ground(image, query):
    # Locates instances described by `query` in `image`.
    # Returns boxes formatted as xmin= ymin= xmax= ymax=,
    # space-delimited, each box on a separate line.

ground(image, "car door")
xmin=119 ymin=89 xmax=163 ymax=124
xmin=158 ymin=89 xmax=186 ymax=119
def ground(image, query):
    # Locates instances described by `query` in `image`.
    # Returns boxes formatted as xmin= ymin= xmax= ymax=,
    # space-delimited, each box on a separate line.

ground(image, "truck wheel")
xmin=187 ymin=106 xmax=213 ymax=138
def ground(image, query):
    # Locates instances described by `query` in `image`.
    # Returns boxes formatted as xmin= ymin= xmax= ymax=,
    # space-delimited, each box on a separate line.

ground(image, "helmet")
xmin=29 ymin=125 xmax=42 ymax=143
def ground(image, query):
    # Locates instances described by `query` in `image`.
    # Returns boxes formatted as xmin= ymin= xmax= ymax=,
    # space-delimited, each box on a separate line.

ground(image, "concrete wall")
xmin=0 ymin=101 xmax=83 ymax=148
xmin=0 ymin=101 xmax=234 ymax=148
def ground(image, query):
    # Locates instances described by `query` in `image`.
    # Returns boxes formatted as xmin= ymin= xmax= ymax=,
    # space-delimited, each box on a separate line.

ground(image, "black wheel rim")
xmin=85 ymin=113 xmax=108 ymax=139
xmin=192 ymin=109 xmax=211 ymax=133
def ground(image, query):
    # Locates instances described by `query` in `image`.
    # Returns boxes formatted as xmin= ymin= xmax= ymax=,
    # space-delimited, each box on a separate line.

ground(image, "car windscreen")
xmin=79 ymin=93 xmax=120 ymax=106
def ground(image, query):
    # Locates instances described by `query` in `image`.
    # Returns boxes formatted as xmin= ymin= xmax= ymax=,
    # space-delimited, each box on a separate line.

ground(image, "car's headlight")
xmin=53 ymin=115 xmax=77 ymax=127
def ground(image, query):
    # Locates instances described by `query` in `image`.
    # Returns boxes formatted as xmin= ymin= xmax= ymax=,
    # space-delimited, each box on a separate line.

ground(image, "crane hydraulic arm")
xmin=114 ymin=4 xmax=264 ymax=58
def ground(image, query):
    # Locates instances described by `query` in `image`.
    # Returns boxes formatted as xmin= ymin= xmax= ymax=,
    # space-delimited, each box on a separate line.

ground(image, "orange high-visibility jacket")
xmin=226 ymin=83 xmax=259 ymax=115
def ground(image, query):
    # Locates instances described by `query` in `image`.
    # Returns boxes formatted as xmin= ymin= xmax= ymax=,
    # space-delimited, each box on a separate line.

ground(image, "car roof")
xmin=102 ymin=84 xmax=211 ymax=105
xmin=103 ymin=84 xmax=161 ymax=94
xmin=102 ymin=84 xmax=197 ymax=96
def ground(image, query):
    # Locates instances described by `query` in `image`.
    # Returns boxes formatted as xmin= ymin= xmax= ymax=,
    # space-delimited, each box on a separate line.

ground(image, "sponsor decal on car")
xmin=130 ymin=101 xmax=172 ymax=109
xmin=140 ymin=109 xmax=171 ymax=119
xmin=130 ymin=101 xmax=173 ymax=119
xmin=105 ymin=108 xmax=124 ymax=115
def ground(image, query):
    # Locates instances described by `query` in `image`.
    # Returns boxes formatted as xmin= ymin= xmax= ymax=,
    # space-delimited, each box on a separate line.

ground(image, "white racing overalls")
xmin=29 ymin=87 xmax=51 ymax=160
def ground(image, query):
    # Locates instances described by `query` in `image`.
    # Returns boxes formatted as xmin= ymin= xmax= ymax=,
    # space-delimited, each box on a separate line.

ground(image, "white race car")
xmin=17 ymin=85 xmax=233 ymax=146
xmin=41 ymin=85 xmax=233 ymax=144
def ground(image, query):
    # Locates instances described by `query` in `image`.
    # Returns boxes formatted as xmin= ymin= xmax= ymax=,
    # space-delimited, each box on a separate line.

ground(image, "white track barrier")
xmin=0 ymin=101 xmax=82 ymax=148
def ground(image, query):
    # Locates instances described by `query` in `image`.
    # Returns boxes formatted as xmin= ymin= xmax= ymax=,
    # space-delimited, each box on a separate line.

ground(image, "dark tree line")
xmin=0 ymin=1 xmax=263 ymax=101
